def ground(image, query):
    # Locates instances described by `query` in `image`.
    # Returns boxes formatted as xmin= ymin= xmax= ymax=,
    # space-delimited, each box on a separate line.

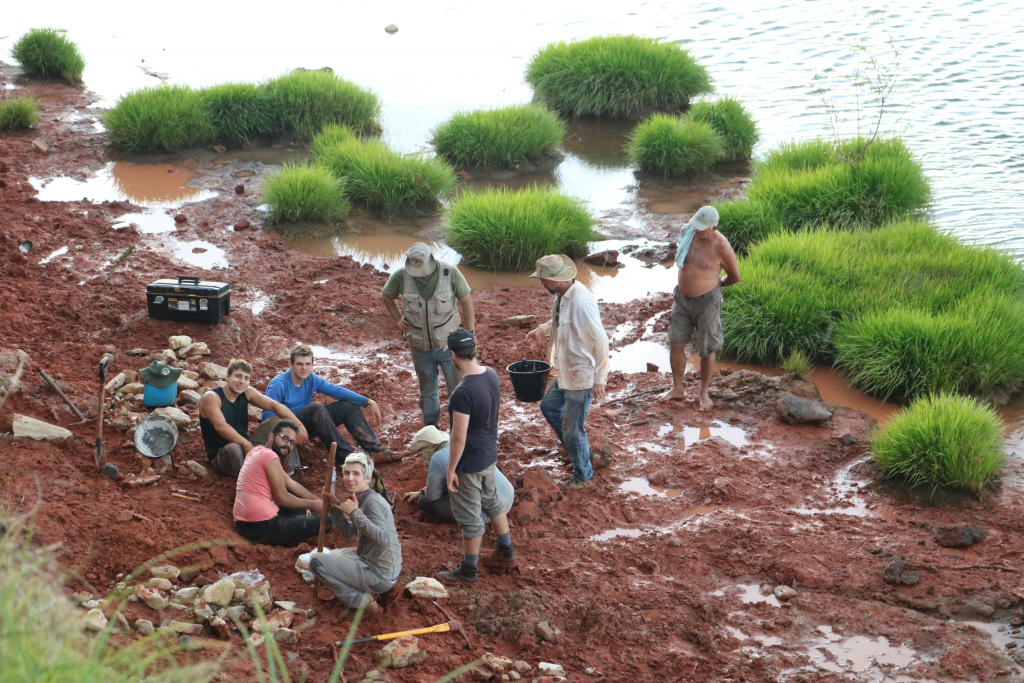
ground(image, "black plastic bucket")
xmin=507 ymin=360 xmax=552 ymax=403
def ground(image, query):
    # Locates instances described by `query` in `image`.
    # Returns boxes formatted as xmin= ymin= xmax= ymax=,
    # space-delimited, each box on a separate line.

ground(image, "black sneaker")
xmin=482 ymin=545 xmax=516 ymax=566
xmin=438 ymin=562 xmax=478 ymax=583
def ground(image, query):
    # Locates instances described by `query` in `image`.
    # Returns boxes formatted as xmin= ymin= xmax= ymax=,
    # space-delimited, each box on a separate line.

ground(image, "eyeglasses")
xmin=276 ymin=435 xmax=297 ymax=447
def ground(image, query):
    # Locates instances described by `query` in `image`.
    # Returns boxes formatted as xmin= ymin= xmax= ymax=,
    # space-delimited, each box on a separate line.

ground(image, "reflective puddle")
xmin=712 ymin=583 xmax=781 ymax=607
xmin=590 ymin=527 xmax=645 ymax=542
xmin=30 ymin=161 xmax=216 ymax=206
xmin=111 ymin=211 xmax=179 ymax=234
xmin=657 ymin=419 xmax=750 ymax=450
xmin=172 ymin=240 xmax=227 ymax=269
xmin=796 ymin=626 xmax=924 ymax=681
xmin=609 ymin=340 xmax=670 ymax=374
xmin=39 ymin=246 xmax=69 ymax=265
xmin=789 ymin=458 xmax=900 ymax=520
xmin=620 ymin=477 xmax=683 ymax=498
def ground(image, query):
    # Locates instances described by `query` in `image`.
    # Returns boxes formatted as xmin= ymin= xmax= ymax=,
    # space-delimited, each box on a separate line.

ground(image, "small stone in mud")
xmin=900 ymin=571 xmax=919 ymax=585
xmin=385 ymin=24 xmax=399 ymax=33
xmin=583 ymin=250 xmax=620 ymax=267
xmin=774 ymin=586 xmax=797 ymax=601
xmin=882 ymin=556 xmax=905 ymax=585
xmin=233 ymin=220 xmax=250 ymax=231
xmin=536 ymin=620 xmax=555 ymax=642
xmin=934 ymin=524 xmax=987 ymax=548
xmin=234 ymin=184 xmax=245 ymax=195
xmin=645 ymin=362 xmax=659 ymax=373
xmin=667 ymin=536 xmax=682 ymax=548
xmin=775 ymin=396 xmax=832 ymax=425
xmin=840 ymin=433 xmax=857 ymax=446
xmin=174 ymin=214 xmax=187 ymax=224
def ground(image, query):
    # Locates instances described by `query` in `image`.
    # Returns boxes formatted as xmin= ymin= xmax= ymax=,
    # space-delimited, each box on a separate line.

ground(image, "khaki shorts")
xmin=668 ymin=284 xmax=724 ymax=357
xmin=449 ymin=464 xmax=504 ymax=540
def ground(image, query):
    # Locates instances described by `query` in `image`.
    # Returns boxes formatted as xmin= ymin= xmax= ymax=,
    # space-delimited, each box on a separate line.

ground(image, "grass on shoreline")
xmin=263 ymin=70 xmax=381 ymax=140
xmin=261 ymin=163 xmax=349 ymax=225
xmin=688 ymin=96 xmax=759 ymax=161
xmin=199 ymin=82 xmax=276 ymax=146
xmin=103 ymin=85 xmax=214 ymax=152
xmin=431 ymin=103 xmax=565 ymax=168
xmin=10 ymin=28 xmax=85 ymax=83
xmin=870 ymin=393 xmax=1005 ymax=495
xmin=525 ymin=35 xmax=713 ymax=118
xmin=626 ymin=115 xmax=724 ymax=177
xmin=0 ymin=97 xmax=39 ymax=130
xmin=444 ymin=186 xmax=594 ymax=271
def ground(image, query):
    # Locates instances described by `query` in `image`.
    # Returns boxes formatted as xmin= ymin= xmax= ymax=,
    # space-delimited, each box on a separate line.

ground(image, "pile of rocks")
xmin=466 ymin=656 xmax=568 ymax=683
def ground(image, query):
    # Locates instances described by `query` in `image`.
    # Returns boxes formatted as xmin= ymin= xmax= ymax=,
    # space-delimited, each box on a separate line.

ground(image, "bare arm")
xmin=266 ymin=458 xmax=322 ymax=512
xmin=446 ymin=411 xmax=469 ymax=493
xmin=718 ymin=236 xmax=741 ymax=288
xmin=199 ymin=391 xmax=252 ymax=453
xmin=382 ymin=294 xmax=409 ymax=331
xmin=245 ymin=388 xmax=308 ymax=445
xmin=457 ymin=294 xmax=475 ymax=332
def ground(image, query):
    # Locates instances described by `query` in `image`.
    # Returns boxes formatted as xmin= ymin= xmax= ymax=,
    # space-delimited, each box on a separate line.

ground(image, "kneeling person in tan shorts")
xmin=661 ymin=206 xmax=742 ymax=411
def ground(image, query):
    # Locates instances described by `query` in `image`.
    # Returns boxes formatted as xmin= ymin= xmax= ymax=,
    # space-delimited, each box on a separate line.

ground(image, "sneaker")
xmin=482 ymin=545 xmax=516 ymax=566
xmin=438 ymin=562 xmax=478 ymax=583
xmin=559 ymin=477 xmax=595 ymax=490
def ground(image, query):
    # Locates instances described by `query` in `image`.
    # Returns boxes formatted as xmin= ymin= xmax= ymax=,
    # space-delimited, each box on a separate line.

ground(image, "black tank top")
xmin=199 ymin=386 xmax=249 ymax=455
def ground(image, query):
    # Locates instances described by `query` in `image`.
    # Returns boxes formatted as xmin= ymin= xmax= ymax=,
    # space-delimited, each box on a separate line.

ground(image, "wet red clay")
xmin=3 ymin=75 xmax=1024 ymax=683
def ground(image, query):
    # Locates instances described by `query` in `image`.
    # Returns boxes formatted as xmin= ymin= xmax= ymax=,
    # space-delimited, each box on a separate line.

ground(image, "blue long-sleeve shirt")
xmin=261 ymin=371 xmax=368 ymax=421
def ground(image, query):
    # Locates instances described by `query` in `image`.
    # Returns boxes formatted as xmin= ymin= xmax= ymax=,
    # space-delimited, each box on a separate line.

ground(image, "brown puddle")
xmin=31 ymin=161 xmax=215 ymax=206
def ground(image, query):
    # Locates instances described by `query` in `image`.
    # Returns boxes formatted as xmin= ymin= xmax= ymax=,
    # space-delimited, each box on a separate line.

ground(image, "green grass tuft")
xmin=783 ymin=350 xmax=813 ymax=379
xmin=444 ymin=186 xmax=594 ymax=272
xmin=525 ymin=35 xmax=713 ymax=118
xmin=199 ymin=82 xmax=276 ymax=146
xmin=0 ymin=97 xmax=39 ymax=130
xmin=688 ymin=96 xmax=759 ymax=161
xmin=315 ymin=138 xmax=455 ymax=215
xmin=263 ymin=70 xmax=381 ymax=140
xmin=104 ymin=85 xmax=214 ymax=152
xmin=10 ymin=28 xmax=85 ymax=83
xmin=713 ymin=198 xmax=783 ymax=254
xmin=261 ymin=162 xmax=349 ymax=224
xmin=870 ymin=393 xmax=1005 ymax=494
xmin=626 ymin=115 xmax=723 ymax=177
xmin=309 ymin=124 xmax=356 ymax=158
xmin=431 ymin=104 xmax=565 ymax=168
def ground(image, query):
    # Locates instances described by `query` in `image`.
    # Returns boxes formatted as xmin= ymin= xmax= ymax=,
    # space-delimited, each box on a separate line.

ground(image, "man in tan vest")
xmin=381 ymin=243 xmax=475 ymax=427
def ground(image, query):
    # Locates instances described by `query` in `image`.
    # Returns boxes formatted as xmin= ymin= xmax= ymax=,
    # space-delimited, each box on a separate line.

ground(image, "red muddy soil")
xmin=4 ymin=74 xmax=1024 ymax=683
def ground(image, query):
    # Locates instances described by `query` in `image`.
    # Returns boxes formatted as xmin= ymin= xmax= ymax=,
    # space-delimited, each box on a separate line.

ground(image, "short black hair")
xmin=272 ymin=419 xmax=298 ymax=437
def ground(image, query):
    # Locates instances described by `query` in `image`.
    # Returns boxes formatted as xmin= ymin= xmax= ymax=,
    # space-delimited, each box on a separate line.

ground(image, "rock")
xmin=774 ymin=586 xmax=797 ymax=601
xmin=178 ymin=342 xmax=210 ymax=358
xmin=583 ymin=250 xmax=620 ymax=267
xmin=174 ymin=214 xmax=187 ymax=224
xmin=82 ymin=600 xmax=101 ymax=609
xmin=965 ymin=594 xmax=996 ymax=619
xmin=244 ymin=581 xmax=273 ymax=613
xmin=537 ymin=663 xmax=566 ymax=677
xmin=259 ymin=609 xmax=294 ymax=631
xmin=152 ymin=406 xmax=191 ymax=427
xmin=168 ymin=336 xmax=192 ymax=350
xmin=501 ymin=315 xmax=537 ymax=328
xmin=714 ymin=477 xmax=731 ymax=492
xmin=882 ymin=556 xmax=905 ymax=585
xmin=84 ymin=608 xmax=108 ymax=632
xmin=645 ymin=362 xmax=659 ymax=373
xmin=839 ymin=433 xmax=857 ymax=446
xmin=185 ymin=460 xmax=208 ymax=477
xmin=202 ymin=579 xmax=236 ymax=608
xmin=404 ymin=577 xmax=448 ymax=600
xmin=520 ymin=470 xmax=562 ymax=502
xmin=160 ymin=619 xmax=203 ymax=635
xmin=384 ymin=23 xmax=399 ymax=33
xmin=134 ymin=585 xmax=169 ymax=610
xmin=274 ymin=627 xmax=298 ymax=644
xmin=226 ymin=605 xmax=247 ymax=621
xmin=194 ymin=601 xmax=214 ymax=621
xmin=148 ymin=577 xmax=173 ymax=591
xmin=513 ymin=501 xmax=540 ymax=523
xmin=135 ymin=618 xmax=155 ymax=635
xmin=151 ymin=565 xmax=181 ymax=582
xmin=179 ymin=635 xmax=199 ymax=650
xmin=128 ymin=348 xmax=148 ymax=356
xmin=177 ymin=389 xmax=202 ymax=406
xmin=111 ymin=611 xmax=131 ymax=634
xmin=200 ymin=362 xmax=228 ymax=380
xmin=775 ymin=396 xmax=832 ymax=425
xmin=248 ymin=405 xmax=263 ymax=419
xmin=120 ymin=382 xmax=145 ymax=395
xmin=483 ymin=654 xmax=513 ymax=674
xmin=12 ymin=414 xmax=73 ymax=444
xmin=105 ymin=372 xmax=126 ymax=393
xmin=177 ymin=376 xmax=199 ymax=391
xmin=72 ymin=591 xmax=93 ymax=604
xmin=935 ymin=524 xmax=987 ymax=548
xmin=536 ymin=620 xmax=555 ymax=642
xmin=667 ymin=536 xmax=682 ymax=548
xmin=470 ymin=666 xmax=493 ymax=681
xmin=274 ymin=601 xmax=297 ymax=611
xmin=235 ymin=184 xmax=245 ymax=195
xmin=156 ymin=626 xmax=177 ymax=639
xmin=377 ymin=635 xmax=426 ymax=668
xmin=900 ymin=572 xmax=920 ymax=586
xmin=173 ymin=587 xmax=200 ymax=603
xmin=208 ymin=616 xmax=231 ymax=639
xmin=213 ymin=145 xmax=227 ymax=154
xmin=233 ymin=220 xmax=250 ymax=231
xmin=513 ymin=661 xmax=532 ymax=675
xmin=245 ymin=633 xmax=264 ymax=647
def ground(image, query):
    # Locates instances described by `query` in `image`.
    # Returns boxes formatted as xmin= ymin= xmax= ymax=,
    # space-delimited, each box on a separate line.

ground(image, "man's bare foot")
xmin=698 ymin=394 xmax=714 ymax=412
xmin=659 ymin=387 xmax=688 ymax=402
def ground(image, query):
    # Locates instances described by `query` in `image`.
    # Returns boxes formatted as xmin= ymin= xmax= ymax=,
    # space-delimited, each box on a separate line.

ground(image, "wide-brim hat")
xmin=140 ymin=360 xmax=183 ymax=388
xmin=405 ymin=242 xmax=436 ymax=278
xmin=690 ymin=205 xmax=720 ymax=231
xmin=528 ymin=254 xmax=577 ymax=281
xmin=409 ymin=425 xmax=450 ymax=452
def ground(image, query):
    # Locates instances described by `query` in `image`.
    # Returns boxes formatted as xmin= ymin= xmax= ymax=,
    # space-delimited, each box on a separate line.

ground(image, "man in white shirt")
xmin=526 ymin=254 xmax=610 ymax=490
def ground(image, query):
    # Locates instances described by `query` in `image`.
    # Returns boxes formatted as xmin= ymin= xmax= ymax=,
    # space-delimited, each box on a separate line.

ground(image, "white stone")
xmin=82 ymin=600 xmax=101 ymax=609
xmin=147 ymin=577 xmax=173 ymax=591
xmin=274 ymin=601 xmax=297 ymax=611
xmin=84 ymin=608 xmax=108 ymax=632
xmin=234 ymin=589 xmax=246 ymax=602
xmin=274 ymin=627 xmax=297 ymax=643
xmin=774 ymin=585 xmax=798 ymax=601
xmin=173 ymin=587 xmax=200 ymax=603
xmin=135 ymin=619 xmax=155 ymax=635
xmin=404 ymin=576 xmax=448 ymax=600
xmin=134 ymin=585 xmax=169 ymax=611
xmin=202 ymin=579 xmax=236 ymax=608
xmin=119 ymin=382 xmax=145 ymax=395
xmin=538 ymin=663 xmax=566 ymax=677
xmin=177 ymin=389 xmax=202 ymax=405
xmin=150 ymin=564 xmax=181 ymax=580
xmin=200 ymin=362 xmax=228 ymax=380
xmin=244 ymin=581 xmax=272 ymax=613
xmin=160 ymin=619 xmax=203 ymax=635
xmin=178 ymin=342 xmax=210 ymax=358
xmin=152 ymin=406 xmax=191 ymax=427
xmin=168 ymin=335 xmax=193 ymax=350
xmin=245 ymin=633 xmax=264 ymax=648
xmin=12 ymin=414 xmax=73 ymax=444
xmin=177 ymin=376 xmax=199 ymax=391
xmin=186 ymin=460 xmax=208 ymax=477
xmin=71 ymin=591 xmax=93 ymax=604
xmin=104 ymin=372 xmax=126 ymax=393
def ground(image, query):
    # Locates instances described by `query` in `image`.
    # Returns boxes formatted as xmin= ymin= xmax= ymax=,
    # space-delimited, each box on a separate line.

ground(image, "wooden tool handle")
xmin=317 ymin=442 xmax=337 ymax=553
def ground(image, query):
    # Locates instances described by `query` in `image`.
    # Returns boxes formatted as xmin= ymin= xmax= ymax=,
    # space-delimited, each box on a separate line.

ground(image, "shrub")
xmin=626 ymin=115 xmax=723 ymax=177
xmin=104 ymin=85 xmax=214 ymax=152
xmin=10 ymin=28 xmax=85 ymax=83
xmin=431 ymin=104 xmax=565 ymax=168
xmin=444 ymin=186 xmax=594 ymax=271
xmin=315 ymin=138 xmax=455 ymax=215
xmin=713 ymin=198 xmax=783 ymax=254
xmin=0 ymin=98 xmax=39 ymax=130
xmin=309 ymin=123 xmax=356 ymax=158
xmin=688 ymin=96 xmax=759 ymax=161
xmin=199 ymin=82 xmax=275 ymax=146
xmin=263 ymin=70 xmax=380 ymax=140
xmin=525 ymin=35 xmax=713 ymax=118
xmin=870 ymin=393 xmax=1005 ymax=494
xmin=261 ymin=163 xmax=349 ymax=224
xmin=783 ymin=350 xmax=813 ymax=379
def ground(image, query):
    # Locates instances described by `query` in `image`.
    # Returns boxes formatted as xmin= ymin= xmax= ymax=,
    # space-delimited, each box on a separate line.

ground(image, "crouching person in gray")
xmin=309 ymin=453 xmax=401 ymax=612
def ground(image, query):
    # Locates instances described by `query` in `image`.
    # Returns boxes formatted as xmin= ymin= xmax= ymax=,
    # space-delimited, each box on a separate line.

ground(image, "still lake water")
xmin=4 ymin=0 xmax=1022 ymax=256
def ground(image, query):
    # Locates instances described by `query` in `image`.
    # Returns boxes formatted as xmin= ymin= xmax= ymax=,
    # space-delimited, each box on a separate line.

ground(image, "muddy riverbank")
xmin=5 ymin=77 xmax=1024 ymax=683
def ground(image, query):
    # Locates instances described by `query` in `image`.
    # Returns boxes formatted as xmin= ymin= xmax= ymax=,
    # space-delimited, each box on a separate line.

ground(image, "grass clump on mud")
xmin=199 ymin=82 xmax=276 ymax=146
xmin=526 ymin=35 xmax=712 ymax=118
xmin=721 ymin=221 xmax=1024 ymax=402
xmin=783 ymin=350 xmax=813 ymax=379
xmin=444 ymin=186 xmax=594 ymax=272
xmin=261 ymin=163 xmax=349 ymax=225
xmin=431 ymin=104 xmax=565 ymax=168
xmin=626 ymin=115 xmax=723 ymax=177
xmin=10 ymin=28 xmax=85 ymax=83
xmin=104 ymin=85 xmax=214 ymax=152
xmin=314 ymin=136 xmax=455 ymax=215
xmin=263 ymin=70 xmax=381 ymax=140
xmin=870 ymin=393 xmax=1005 ymax=495
xmin=0 ymin=98 xmax=39 ymax=130
xmin=688 ymin=96 xmax=759 ymax=161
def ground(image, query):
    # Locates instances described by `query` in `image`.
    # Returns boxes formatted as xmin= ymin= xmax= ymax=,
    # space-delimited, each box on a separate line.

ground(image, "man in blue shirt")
xmin=251 ymin=345 xmax=390 ymax=476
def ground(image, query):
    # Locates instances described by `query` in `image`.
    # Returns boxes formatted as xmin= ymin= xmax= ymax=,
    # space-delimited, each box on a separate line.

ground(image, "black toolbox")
xmin=146 ymin=276 xmax=231 ymax=323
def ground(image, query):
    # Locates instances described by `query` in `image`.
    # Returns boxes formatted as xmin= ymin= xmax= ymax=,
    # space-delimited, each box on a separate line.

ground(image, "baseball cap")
xmin=528 ymin=254 xmax=577 ymax=281
xmin=405 ymin=242 xmax=436 ymax=278
xmin=447 ymin=329 xmax=476 ymax=353
xmin=690 ymin=205 xmax=720 ymax=231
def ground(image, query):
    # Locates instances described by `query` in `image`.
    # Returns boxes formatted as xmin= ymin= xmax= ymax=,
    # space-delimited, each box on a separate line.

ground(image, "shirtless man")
xmin=661 ymin=206 xmax=741 ymax=411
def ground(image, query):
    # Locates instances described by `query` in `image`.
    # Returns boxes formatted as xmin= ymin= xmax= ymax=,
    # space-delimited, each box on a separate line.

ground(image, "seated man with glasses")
xmin=233 ymin=419 xmax=327 ymax=547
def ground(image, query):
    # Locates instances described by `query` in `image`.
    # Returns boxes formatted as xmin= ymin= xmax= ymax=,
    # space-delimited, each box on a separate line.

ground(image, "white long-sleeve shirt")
xmin=537 ymin=281 xmax=609 ymax=391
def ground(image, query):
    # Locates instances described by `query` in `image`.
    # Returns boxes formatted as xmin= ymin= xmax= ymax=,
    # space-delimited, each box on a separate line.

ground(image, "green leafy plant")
xmin=712 ymin=198 xmax=783 ymax=254
xmin=688 ymin=96 xmax=759 ymax=161
xmin=0 ymin=97 xmax=39 ymax=130
xmin=626 ymin=115 xmax=723 ymax=177
xmin=199 ymin=82 xmax=276 ymax=146
xmin=10 ymin=28 xmax=85 ymax=83
xmin=431 ymin=103 xmax=565 ymax=168
xmin=261 ymin=162 xmax=349 ymax=224
xmin=263 ymin=70 xmax=381 ymax=140
xmin=444 ymin=186 xmax=594 ymax=271
xmin=104 ymin=85 xmax=214 ymax=152
xmin=870 ymin=393 xmax=1005 ymax=494
xmin=525 ymin=35 xmax=713 ymax=117
xmin=309 ymin=123 xmax=356 ymax=158
xmin=783 ymin=350 xmax=813 ymax=379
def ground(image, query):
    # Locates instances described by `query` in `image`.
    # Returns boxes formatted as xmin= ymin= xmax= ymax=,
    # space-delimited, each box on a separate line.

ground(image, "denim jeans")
xmin=410 ymin=347 xmax=462 ymax=427
xmin=539 ymin=379 xmax=594 ymax=482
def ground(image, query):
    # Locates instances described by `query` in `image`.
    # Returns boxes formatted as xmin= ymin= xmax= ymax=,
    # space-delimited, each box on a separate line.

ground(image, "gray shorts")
xmin=449 ymin=464 xmax=505 ymax=540
xmin=668 ymin=284 xmax=724 ymax=357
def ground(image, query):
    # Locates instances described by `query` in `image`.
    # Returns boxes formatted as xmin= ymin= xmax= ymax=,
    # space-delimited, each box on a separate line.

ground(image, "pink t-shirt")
xmin=233 ymin=446 xmax=280 ymax=523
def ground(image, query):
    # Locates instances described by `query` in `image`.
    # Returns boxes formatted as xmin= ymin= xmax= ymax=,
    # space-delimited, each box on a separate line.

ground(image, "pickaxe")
xmin=94 ymin=353 xmax=114 ymax=467
xmin=333 ymin=617 xmax=468 ymax=647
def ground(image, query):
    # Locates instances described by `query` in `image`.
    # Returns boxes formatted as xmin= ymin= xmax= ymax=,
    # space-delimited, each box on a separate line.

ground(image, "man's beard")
xmin=544 ymin=284 xmax=559 ymax=294
xmin=272 ymin=443 xmax=291 ymax=459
